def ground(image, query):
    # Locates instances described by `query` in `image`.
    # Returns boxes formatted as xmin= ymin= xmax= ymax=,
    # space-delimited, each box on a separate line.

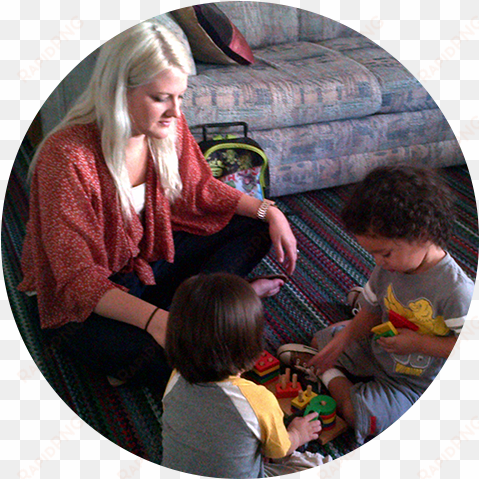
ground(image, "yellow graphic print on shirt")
xmin=383 ymin=285 xmax=450 ymax=376
xmin=384 ymin=285 xmax=450 ymax=336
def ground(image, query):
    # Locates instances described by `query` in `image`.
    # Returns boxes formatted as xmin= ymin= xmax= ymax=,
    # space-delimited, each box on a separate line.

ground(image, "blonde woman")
xmin=19 ymin=20 xmax=297 ymax=391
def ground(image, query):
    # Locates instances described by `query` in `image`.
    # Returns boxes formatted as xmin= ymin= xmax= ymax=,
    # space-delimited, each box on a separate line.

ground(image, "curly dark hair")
xmin=166 ymin=273 xmax=265 ymax=384
xmin=341 ymin=166 xmax=456 ymax=248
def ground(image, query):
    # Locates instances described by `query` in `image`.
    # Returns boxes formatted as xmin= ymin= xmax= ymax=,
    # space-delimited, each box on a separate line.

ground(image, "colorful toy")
xmin=265 ymin=376 xmax=348 ymax=446
xmin=275 ymin=369 xmax=302 ymax=399
xmin=371 ymin=321 xmax=398 ymax=340
xmin=291 ymin=385 xmax=318 ymax=412
xmin=304 ymin=395 xmax=337 ymax=431
xmin=388 ymin=310 xmax=418 ymax=331
xmin=247 ymin=350 xmax=280 ymax=385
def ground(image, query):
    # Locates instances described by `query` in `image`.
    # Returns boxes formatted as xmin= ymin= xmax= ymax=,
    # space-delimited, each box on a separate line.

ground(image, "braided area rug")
xmin=2 ymin=139 xmax=477 ymax=464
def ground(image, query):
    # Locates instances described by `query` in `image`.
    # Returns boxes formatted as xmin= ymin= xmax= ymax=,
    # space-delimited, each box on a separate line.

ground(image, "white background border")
xmin=1 ymin=1 xmax=478 ymax=478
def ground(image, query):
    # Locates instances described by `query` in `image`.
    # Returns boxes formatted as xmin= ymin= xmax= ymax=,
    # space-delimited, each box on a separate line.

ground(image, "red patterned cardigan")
xmin=19 ymin=114 xmax=243 ymax=329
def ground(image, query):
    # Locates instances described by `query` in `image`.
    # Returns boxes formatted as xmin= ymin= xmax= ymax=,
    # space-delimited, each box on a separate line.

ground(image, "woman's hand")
xmin=235 ymin=194 xmax=298 ymax=275
xmin=266 ymin=206 xmax=298 ymax=275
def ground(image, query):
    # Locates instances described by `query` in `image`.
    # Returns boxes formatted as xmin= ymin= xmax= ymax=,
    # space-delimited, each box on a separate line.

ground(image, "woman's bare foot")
xmin=250 ymin=277 xmax=285 ymax=298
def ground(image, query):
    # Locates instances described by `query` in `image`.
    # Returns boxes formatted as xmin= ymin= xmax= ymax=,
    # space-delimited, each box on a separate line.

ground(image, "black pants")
xmin=45 ymin=216 xmax=271 ymax=392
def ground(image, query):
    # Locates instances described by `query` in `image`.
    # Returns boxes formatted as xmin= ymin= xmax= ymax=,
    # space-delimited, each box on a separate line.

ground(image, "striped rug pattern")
xmin=2 ymin=139 xmax=477 ymax=462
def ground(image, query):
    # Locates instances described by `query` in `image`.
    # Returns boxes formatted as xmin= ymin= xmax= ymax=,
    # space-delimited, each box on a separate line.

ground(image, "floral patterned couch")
xmin=38 ymin=2 xmax=464 ymax=198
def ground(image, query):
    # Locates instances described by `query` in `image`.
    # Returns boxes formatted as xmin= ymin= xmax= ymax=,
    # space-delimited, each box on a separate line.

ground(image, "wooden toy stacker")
xmin=247 ymin=351 xmax=348 ymax=445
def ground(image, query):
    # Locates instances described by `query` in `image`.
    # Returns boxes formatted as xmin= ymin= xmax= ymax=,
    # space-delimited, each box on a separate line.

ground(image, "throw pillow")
xmin=171 ymin=4 xmax=255 ymax=65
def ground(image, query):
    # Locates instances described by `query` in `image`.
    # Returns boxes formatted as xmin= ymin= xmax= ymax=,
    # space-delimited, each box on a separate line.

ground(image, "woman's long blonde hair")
xmin=30 ymin=19 xmax=193 ymax=218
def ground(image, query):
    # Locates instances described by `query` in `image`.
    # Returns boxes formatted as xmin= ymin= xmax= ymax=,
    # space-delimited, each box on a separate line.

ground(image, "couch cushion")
xmin=250 ymin=108 xmax=459 ymax=196
xmin=217 ymin=2 xmax=300 ymax=49
xmin=252 ymin=108 xmax=454 ymax=166
xmin=183 ymin=42 xmax=382 ymax=131
xmin=266 ymin=139 xmax=464 ymax=197
xmin=318 ymin=37 xmax=436 ymax=113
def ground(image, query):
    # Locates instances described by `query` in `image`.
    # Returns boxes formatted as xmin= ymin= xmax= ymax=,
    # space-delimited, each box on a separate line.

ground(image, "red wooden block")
xmin=275 ymin=381 xmax=302 ymax=399
xmin=254 ymin=351 xmax=280 ymax=374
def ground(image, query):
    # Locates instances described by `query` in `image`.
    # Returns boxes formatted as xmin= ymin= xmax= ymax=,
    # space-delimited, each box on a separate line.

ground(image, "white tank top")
xmin=131 ymin=183 xmax=146 ymax=215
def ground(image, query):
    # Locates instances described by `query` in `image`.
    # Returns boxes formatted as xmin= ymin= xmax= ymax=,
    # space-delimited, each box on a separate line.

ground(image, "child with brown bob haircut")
xmin=278 ymin=166 xmax=474 ymax=444
xmin=161 ymin=273 xmax=329 ymax=478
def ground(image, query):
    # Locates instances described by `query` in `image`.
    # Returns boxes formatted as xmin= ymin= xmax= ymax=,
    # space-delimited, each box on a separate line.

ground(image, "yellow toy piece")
xmin=371 ymin=321 xmax=398 ymax=339
xmin=291 ymin=385 xmax=318 ymax=411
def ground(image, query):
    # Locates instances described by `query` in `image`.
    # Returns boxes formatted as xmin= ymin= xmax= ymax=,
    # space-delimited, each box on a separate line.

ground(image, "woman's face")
xmin=127 ymin=67 xmax=188 ymax=139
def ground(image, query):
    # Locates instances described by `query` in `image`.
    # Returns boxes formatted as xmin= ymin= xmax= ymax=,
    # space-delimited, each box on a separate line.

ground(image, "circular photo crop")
xmin=3 ymin=2 xmax=478 ymax=478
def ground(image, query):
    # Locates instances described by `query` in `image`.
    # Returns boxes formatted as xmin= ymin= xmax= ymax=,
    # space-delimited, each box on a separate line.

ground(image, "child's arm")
xmin=307 ymin=308 xmax=381 ymax=373
xmin=377 ymin=329 xmax=457 ymax=358
xmin=285 ymin=412 xmax=322 ymax=455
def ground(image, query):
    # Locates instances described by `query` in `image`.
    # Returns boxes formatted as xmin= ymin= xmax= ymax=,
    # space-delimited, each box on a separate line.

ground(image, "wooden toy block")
xmin=301 ymin=394 xmax=348 ymax=444
xmin=265 ymin=379 xmax=348 ymax=445
xmin=247 ymin=370 xmax=279 ymax=385
xmin=317 ymin=416 xmax=348 ymax=445
xmin=305 ymin=395 xmax=338 ymax=431
xmin=321 ymin=411 xmax=337 ymax=430
xmin=252 ymin=364 xmax=280 ymax=377
xmin=254 ymin=351 xmax=280 ymax=374
xmin=371 ymin=321 xmax=398 ymax=340
xmin=246 ymin=350 xmax=280 ymax=385
xmin=304 ymin=395 xmax=336 ymax=431
xmin=291 ymin=385 xmax=318 ymax=412
xmin=388 ymin=310 xmax=418 ymax=331
xmin=321 ymin=422 xmax=336 ymax=431
xmin=275 ymin=370 xmax=302 ymax=399
xmin=322 ymin=418 xmax=336 ymax=426
xmin=305 ymin=395 xmax=337 ymax=418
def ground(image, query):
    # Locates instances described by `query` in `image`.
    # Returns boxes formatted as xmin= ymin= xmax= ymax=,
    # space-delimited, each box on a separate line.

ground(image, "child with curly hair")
xmin=278 ymin=166 xmax=474 ymax=444
xmin=162 ymin=273 xmax=328 ymax=478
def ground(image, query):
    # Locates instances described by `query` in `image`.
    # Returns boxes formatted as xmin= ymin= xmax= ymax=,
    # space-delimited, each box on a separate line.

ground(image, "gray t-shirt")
xmin=161 ymin=373 xmax=291 ymax=478
xmin=361 ymin=252 xmax=474 ymax=393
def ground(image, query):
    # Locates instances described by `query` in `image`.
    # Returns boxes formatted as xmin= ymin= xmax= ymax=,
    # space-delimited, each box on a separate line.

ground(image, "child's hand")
xmin=307 ymin=335 xmax=346 ymax=373
xmin=287 ymin=412 xmax=322 ymax=452
xmin=377 ymin=328 xmax=422 ymax=355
